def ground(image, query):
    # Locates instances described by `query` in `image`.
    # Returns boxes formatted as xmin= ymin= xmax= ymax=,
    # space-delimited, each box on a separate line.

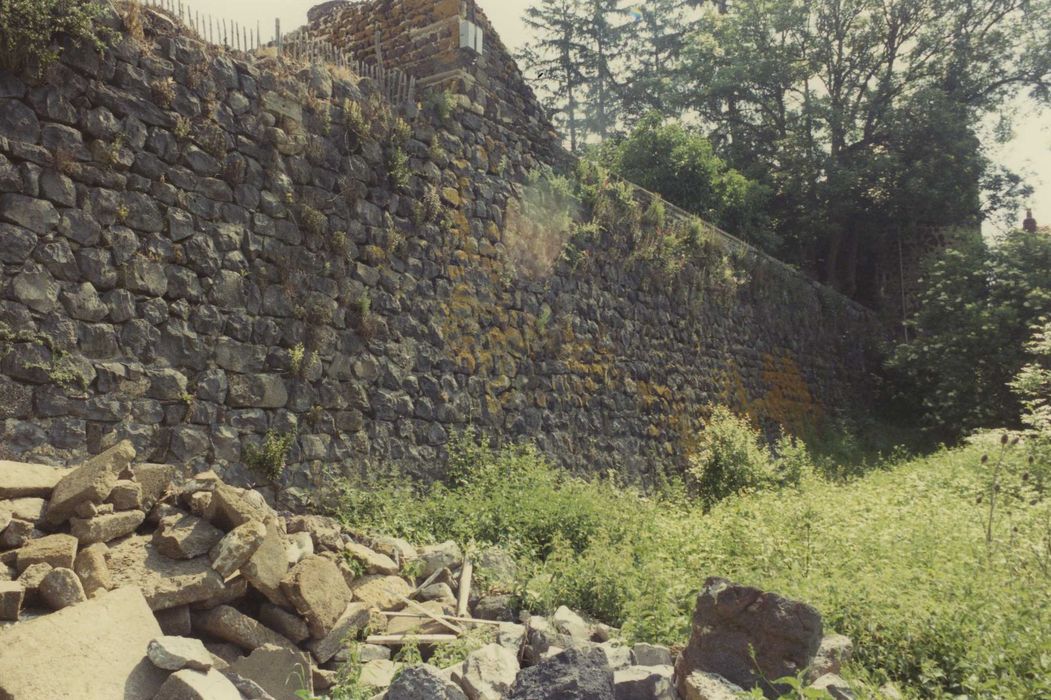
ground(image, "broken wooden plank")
xmin=396 ymin=594 xmax=464 ymax=636
xmin=379 ymin=611 xmax=507 ymax=627
xmin=366 ymin=634 xmax=460 ymax=645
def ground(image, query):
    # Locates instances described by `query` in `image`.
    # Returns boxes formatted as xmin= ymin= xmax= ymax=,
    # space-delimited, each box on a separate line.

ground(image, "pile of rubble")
xmin=0 ymin=441 xmax=856 ymax=699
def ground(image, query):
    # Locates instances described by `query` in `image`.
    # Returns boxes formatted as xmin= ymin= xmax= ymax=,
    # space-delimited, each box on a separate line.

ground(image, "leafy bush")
xmin=887 ymin=230 xmax=1051 ymax=440
xmin=686 ymin=406 xmax=777 ymax=507
xmin=0 ymin=0 xmax=109 ymax=77
xmin=595 ymin=113 xmax=772 ymax=248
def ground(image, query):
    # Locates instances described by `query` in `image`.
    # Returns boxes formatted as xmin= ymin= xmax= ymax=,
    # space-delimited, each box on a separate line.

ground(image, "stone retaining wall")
xmin=0 ymin=9 xmax=881 ymax=488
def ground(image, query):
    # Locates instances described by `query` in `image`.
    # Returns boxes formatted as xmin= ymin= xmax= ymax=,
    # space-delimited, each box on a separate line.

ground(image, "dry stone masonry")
xmin=0 ymin=2 xmax=879 ymax=491
xmin=0 ymin=444 xmax=855 ymax=699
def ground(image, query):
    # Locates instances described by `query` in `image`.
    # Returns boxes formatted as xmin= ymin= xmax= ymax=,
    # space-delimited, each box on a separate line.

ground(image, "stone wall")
xmin=0 ymin=9 xmax=881 ymax=489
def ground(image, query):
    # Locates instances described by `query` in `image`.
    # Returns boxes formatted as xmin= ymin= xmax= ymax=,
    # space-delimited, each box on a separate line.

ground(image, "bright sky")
xmin=211 ymin=0 xmax=1050 ymax=230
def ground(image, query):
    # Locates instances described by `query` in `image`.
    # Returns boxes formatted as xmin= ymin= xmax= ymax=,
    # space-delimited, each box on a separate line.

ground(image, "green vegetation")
xmin=888 ymin=230 xmax=1051 ymax=441
xmin=328 ymin=427 xmax=1050 ymax=699
xmin=595 ymin=114 xmax=772 ymax=248
xmin=520 ymin=0 xmax=1050 ymax=302
xmin=242 ymin=431 xmax=295 ymax=483
xmin=0 ymin=0 xmax=110 ymax=77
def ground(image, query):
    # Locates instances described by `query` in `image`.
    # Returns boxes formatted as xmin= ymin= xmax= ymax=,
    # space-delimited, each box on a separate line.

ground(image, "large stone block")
xmin=106 ymin=534 xmax=228 ymax=610
xmin=675 ymin=578 xmax=823 ymax=699
xmin=0 ymin=460 xmax=69 ymax=498
xmin=0 ymin=587 xmax=168 ymax=699
xmin=43 ymin=440 xmax=136 ymax=527
xmin=280 ymin=555 xmax=354 ymax=639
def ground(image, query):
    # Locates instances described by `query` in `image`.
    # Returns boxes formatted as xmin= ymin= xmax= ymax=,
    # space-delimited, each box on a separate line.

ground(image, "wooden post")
xmin=457 ymin=558 xmax=472 ymax=618
xmin=275 ymin=19 xmax=282 ymax=52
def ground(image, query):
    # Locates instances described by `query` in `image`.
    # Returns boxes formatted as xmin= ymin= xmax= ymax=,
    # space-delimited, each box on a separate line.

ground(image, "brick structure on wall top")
xmin=308 ymin=0 xmax=564 ymax=162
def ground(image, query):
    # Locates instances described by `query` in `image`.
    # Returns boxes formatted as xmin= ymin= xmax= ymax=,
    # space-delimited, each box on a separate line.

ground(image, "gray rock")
xmin=70 ymin=510 xmax=146 ymax=544
xmin=675 ymin=578 xmax=823 ymax=698
xmin=387 ymin=664 xmax=467 ymax=700
xmin=12 ymin=267 xmax=59 ymax=313
xmin=44 ymin=440 xmax=135 ymax=526
xmin=0 ymin=581 xmax=24 ymax=621
xmin=192 ymin=605 xmax=294 ymax=652
xmin=228 ymin=374 xmax=288 ymax=408
xmin=810 ymin=674 xmax=855 ymax=700
xmin=0 ymin=194 xmax=58 ymax=233
xmin=807 ymin=634 xmax=854 ymax=681
xmin=509 ymin=646 xmax=615 ymax=700
xmin=679 ymin=671 xmax=745 ymax=700
xmin=229 ymin=643 xmax=313 ymax=700
xmin=419 ymin=540 xmax=462 ymax=578
xmin=631 ymin=642 xmax=673 ymax=667
xmin=210 ymin=520 xmax=267 ymax=578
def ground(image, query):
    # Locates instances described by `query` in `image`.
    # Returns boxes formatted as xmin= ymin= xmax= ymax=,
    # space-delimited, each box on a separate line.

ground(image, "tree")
xmin=887 ymin=230 xmax=1051 ymax=439
xmin=577 ymin=0 xmax=630 ymax=141
xmin=678 ymin=0 xmax=1051 ymax=300
xmin=618 ymin=0 xmax=697 ymax=122
xmin=520 ymin=0 xmax=590 ymax=152
xmin=597 ymin=113 xmax=771 ymax=246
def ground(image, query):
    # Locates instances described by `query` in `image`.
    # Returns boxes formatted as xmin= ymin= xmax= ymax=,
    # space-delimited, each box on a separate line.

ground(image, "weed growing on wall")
xmin=243 ymin=431 xmax=295 ymax=483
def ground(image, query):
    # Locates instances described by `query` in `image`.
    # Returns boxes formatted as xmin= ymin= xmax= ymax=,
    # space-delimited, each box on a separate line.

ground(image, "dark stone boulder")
xmin=508 ymin=647 xmax=615 ymax=700
xmin=675 ymin=577 xmax=823 ymax=699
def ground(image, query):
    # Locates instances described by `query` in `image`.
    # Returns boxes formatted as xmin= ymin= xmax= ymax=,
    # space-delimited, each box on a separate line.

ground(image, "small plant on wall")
xmin=243 ymin=431 xmax=296 ymax=483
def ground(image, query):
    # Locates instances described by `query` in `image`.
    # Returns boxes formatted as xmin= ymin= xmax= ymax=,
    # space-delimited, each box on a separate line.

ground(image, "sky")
xmin=209 ymin=0 xmax=1050 ymax=230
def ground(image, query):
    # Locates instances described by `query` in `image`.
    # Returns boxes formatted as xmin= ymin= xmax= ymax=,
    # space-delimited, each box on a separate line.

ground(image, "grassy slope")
xmin=330 ymin=435 xmax=1051 ymax=698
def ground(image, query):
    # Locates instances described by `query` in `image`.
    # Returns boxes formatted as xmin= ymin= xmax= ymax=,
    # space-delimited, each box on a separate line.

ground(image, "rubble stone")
xmin=281 ymin=555 xmax=354 ymax=638
xmin=193 ymin=604 xmax=294 ymax=651
xmin=154 ymin=512 xmax=225 ymax=559
xmin=148 ymin=634 xmax=215 ymax=671
xmin=39 ymin=566 xmax=87 ymax=609
xmin=210 ymin=520 xmax=267 ymax=577
xmin=0 ymin=460 xmax=69 ymax=498
xmin=154 ymin=668 xmax=243 ymax=700
xmin=16 ymin=533 xmax=77 ymax=573
xmin=70 ymin=509 xmax=145 ymax=544
xmin=229 ymin=643 xmax=314 ymax=700
xmin=43 ymin=440 xmax=135 ymax=527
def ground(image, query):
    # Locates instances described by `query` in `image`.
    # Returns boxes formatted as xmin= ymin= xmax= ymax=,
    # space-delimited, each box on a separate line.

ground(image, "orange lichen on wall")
xmin=753 ymin=353 xmax=824 ymax=435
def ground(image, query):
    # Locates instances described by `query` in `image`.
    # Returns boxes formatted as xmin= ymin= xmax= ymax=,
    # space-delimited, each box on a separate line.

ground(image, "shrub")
xmin=685 ymin=406 xmax=777 ymax=508
xmin=0 ymin=0 xmax=109 ymax=77
xmin=242 ymin=431 xmax=295 ymax=482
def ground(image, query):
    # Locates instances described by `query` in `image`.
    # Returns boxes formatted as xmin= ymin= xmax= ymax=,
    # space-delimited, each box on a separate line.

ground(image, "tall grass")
xmin=326 ymin=431 xmax=1050 ymax=699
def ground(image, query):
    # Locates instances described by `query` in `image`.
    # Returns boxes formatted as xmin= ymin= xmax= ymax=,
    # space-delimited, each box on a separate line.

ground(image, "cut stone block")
xmin=16 ymin=533 xmax=77 ymax=573
xmin=155 ymin=604 xmax=193 ymax=635
xmin=349 ymin=574 xmax=412 ymax=611
xmin=307 ymin=601 xmax=371 ymax=664
xmin=154 ymin=513 xmax=225 ymax=559
xmin=43 ymin=440 xmax=135 ymax=527
xmin=70 ymin=509 xmax=145 ymax=544
xmin=148 ymin=634 xmax=214 ymax=671
xmin=210 ymin=520 xmax=266 ymax=577
xmin=106 ymin=534 xmax=227 ymax=610
xmin=131 ymin=462 xmax=176 ymax=510
xmin=345 ymin=541 xmax=400 ymax=575
xmin=0 ymin=460 xmax=70 ymax=499
xmin=259 ymin=601 xmax=311 ymax=643
xmin=206 ymin=484 xmax=274 ymax=530
xmin=360 ymin=659 xmax=399 ymax=688
xmin=192 ymin=604 xmax=294 ymax=651
xmin=0 ymin=587 xmax=167 ymax=699
xmin=0 ymin=581 xmax=24 ymax=620
xmin=613 ymin=664 xmax=677 ymax=700
xmin=107 ymin=479 xmax=143 ymax=510
xmin=242 ymin=520 xmax=291 ymax=606
xmin=229 ymin=643 xmax=314 ymax=700
xmin=0 ymin=497 xmax=46 ymax=522
xmin=281 ymin=555 xmax=354 ymax=638
xmin=154 ymin=668 xmax=243 ymax=700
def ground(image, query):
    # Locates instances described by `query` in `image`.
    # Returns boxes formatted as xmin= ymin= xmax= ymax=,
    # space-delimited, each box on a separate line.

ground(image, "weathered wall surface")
xmin=0 ymin=13 xmax=880 ymax=489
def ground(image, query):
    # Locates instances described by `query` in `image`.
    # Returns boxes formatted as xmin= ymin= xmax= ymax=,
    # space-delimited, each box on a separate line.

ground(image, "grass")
xmin=326 ymin=429 xmax=1051 ymax=699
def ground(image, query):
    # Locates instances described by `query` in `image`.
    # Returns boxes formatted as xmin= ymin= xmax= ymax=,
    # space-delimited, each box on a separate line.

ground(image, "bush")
xmin=595 ymin=112 xmax=772 ymax=248
xmin=686 ymin=406 xmax=778 ymax=508
xmin=0 ymin=0 xmax=109 ymax=77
